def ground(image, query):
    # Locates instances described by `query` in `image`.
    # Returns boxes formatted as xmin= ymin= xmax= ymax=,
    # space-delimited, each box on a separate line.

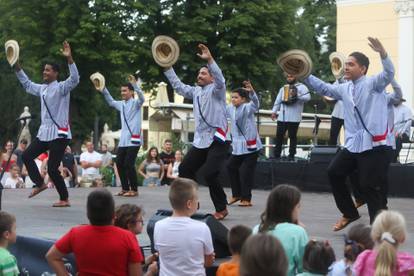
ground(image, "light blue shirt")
xmin=304 ymin=56 xmax=395 ymax=153
xmin=102 ymin=83 xmax=145 ymax=147
xmin=272 ymin=83 xmax=311 ymax=122
xmin=16 ymin=63 xmax=80 ymax=141
xmin=328 ymin=259 xmax=355 ymax=276
xmin=164 ymin=61 xmax=227 ymax=149
xmin=386 ymin=79 xmax=403 ymax=149
xmin=227 ymin=92 xmax=262 ymax=155
xmin=394 ymin=104 xmax=412 ymax=137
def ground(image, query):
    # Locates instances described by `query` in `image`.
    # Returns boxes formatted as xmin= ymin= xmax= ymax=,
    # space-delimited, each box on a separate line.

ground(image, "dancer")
xmin=304 ymin=37 xmax=395 ymax=229
xmin=271 ymin=74 xmax=310 ymax=160
xmin=163 ymin=44 xmax=229 ymax=220
xmin=98 ymin=75 xmax=144 ymax=197
xmin=226 ymin=81 xmax=262 ymax=207
xmin=15 ymin=41 xmax=79 ymax=207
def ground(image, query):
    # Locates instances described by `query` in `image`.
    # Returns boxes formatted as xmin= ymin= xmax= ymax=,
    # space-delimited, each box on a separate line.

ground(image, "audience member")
xmin=354 ymin=210 xmax=414 ymax=275
xmin=253 ymin=184 xmax=309 ymax=276
xmin=167 ymin=150 xmax=183 ymax=181
xmin=1 ymin=141 xmax=17 ymax=185
xmin=13 ymin=139 xmax=28 ymax=172
xmin=329 ymin=224 xmax=374 ymax=276
xmin=59 ymin=163 xmax=73 ymax=188
xmin=46 ymin=189 xmax=153 ymax=276
xmin=80 ymin=142 xmax=103 ymax=187
xmin=159 ymin=139 xmax=175 ymax=185
xmin=0 ymin=211 xmax=19 ymax=275
xmin=154 ymin=178 xmax=214 ymax=276
xmin=62 ymin=146 xmax=78 ymax=187
xmin=298 ymin=240 xmax=335 ymax=276
xmin=216 ymin=225 xmax=252 ymax=276
xmin=240 ymin=233 xmax=288 ymax=276
xmin=100 ymin=144 xmax=113 ymax=168
xmin=138 ymin=147 xmax=164 ymax=187
xmin=4 ymin=164 xmax=24 ymax=189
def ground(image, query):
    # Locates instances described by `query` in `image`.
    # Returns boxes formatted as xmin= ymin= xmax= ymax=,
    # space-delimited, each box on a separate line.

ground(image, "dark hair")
xmin=240 ymin=234 xmax=288 ymax=276
xmin=349 ymin=52 xmax=370 ymax=74
xmin=258 ymin=184 xmax=301 ymax=233
xmin=20 ymin=139 xmax=28 ymax=145
xmin=0 ymin=211 xmax=15 ymax=239
xmin=164 ymin=139 xmax=172 ymax=144
xmin=232 ymin=88 xmax=250 ymax=101
xmin=121 ymin=83 xmax=134 ymax=91
xmin=114 ymin=204 xmax=142 ymax=230
xmin=44 ymin=62 xmax=60 ymax=74
xmin=228 ymin=225 xmax=252 ymax=255
xmin=199 ymin=66 xmax=212 ymax=76
xmin=169 ymin=178 xmax=197 ymax=211
xmin=146 ymin=146 xmax=160 ymax=163
xmin=344 ymin=224 xmax=374 ymax=262
xmin=87 ymin=189 xmax=115 ymax=226
xmin=303 ymin=240 xmax=336 ymax=274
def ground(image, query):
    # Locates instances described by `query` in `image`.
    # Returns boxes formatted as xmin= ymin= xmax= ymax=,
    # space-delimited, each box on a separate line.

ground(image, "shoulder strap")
xmin=122 ymin=104 xmax=134 ymax=136
xmin=42 ymin=94 xmax=61 ymax=129
xmin=196 ymin=96 xmax=219 ymax=129
xmin=354 ymin=106 xmax=374 ymax=137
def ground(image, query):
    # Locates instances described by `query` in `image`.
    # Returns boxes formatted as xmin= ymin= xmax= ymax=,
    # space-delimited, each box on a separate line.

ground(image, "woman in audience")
xmin=298 ymin=240 xmax=335 ymax=276
xmin=329 ymin=224 xmax=374 ymax=275
xmin=253 ymin=184 xmax=308 ymax=276
xmin=166 ymin=150 xmax=182 ymax=181
xmin=138 ymin=147 xmax=164 ymax=187
xmin=1 ymin=140 xmax=17 ymax=185
xmin=240 ymin=233 xmax=288 ymax=276
xmin=354 ymin=210 xmax=414 ymax=275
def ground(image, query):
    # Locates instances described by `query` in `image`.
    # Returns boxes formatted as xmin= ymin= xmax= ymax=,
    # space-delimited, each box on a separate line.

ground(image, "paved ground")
xmin=3 ymin=186 xmax=414 ymax=257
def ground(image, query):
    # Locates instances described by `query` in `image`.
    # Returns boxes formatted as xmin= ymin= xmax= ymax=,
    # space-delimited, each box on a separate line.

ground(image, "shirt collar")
xmin=352 ymin=75 xmax=366 ymax=85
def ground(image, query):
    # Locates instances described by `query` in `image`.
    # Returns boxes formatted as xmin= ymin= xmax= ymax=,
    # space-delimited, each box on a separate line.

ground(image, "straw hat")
xmin=277 ymin=49 xmax=313 ymax=79
xmin=90 ymin=72 xmax=105 ymax=92
xmin=329 ymin=52 xmax=346 ymax=80
xmin=4 ymin=40 xmax=19 ymax=66
xmin=152 ymin=35 xmax=180 ymax=68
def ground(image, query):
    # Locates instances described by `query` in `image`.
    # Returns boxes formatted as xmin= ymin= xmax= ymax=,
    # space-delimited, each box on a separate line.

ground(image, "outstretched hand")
xmin=61 ymin=41 xmax=74 ymax=64
xmin=243 ymin=80 xmax=255 ymax=93
xmin=368 ymin=37 xmax=387 ymax=59
xmin=197 ymin=44 xmax=213 ymax=63
xmin=128 ymin=75 xmax=137 ymax=84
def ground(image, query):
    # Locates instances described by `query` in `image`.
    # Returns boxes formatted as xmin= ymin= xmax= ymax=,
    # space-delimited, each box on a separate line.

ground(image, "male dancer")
xmin=304 ymin=37 xmax=395 ymax=229
xmin=271 ymin=74 xmax=310 ymax=160
xmin=164 ymin=44 xmax=229 ymax=220
xmin=393 ymin=98 xmax=413 ymax=162
xmin=15 ymin=41 xmax=79 ymax=207
xmin=98 ymin=76 xmax=144 ymax=197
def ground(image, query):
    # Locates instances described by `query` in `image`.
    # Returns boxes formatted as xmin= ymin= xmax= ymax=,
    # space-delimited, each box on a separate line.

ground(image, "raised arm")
xmin=198 ymin=44 xmax=226 ymax=99
xmin=15 ymin=62 xmax=43 ymax=97
xmin=303 ymin=75 xmax=342 ymax=100
xmin=101 ymin=88 xmax=122 ymax=111
xmin=368 ymin=37 xmax=395 ymax=92
xmin=243 ymin=80 xmax=259 ymax=115
xmin=164 ymin=68 xmax=196 ymax=99
xmin=129 ymin=75 xmax=145 ymax=107
xmin=60 ymin=41 xmax=80 ymax=95
xmin=386 ymin=79 xmax=403 ymax=105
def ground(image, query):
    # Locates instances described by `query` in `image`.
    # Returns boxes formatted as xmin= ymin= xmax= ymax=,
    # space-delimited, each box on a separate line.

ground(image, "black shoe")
xmin=288 ymin=156 xmax=295 ymax=161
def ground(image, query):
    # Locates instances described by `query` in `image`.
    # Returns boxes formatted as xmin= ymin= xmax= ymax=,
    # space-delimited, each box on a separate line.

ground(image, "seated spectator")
xmin=216 ymin=225 xmax=252 ymax=276
xmin=0 ymin=211 xmax=19 ymax=275
xmin=1 ymin=141 xmax=17 ymax=185
xmin=167 ymin=150 xmax=182 ymax=181
xmin=100 ymin=144 xmax=113 ymax=168
xmin=80 ymin=142 xmax=103 ymax=187
xmin=329 ymin=224 xmax=374 ymax=276
xmin=240 ymin=233 xmax=288 ymax=276
xmin=354 ymin=210 xmax=414 ymax=275
xmin=23 ymin=153 xmax=44 ymax=188
xmin=4 ymin=164 xmax=24 ymax=189
xmin=253 ymin=184 xmax=309 ymax=276
xmin=115 ymin=204 xmax=158 ymax=274
xmin=13 ymin=139 xmax=28 ymax=172
xmin=297 ymin=240 xmax=335 ymax=276
xmin=138 ymin=147 xmax=164 ymax=187
xmin=62 ymin=146 xmax=78 ymax=187
xmin=59 ymin=163 xmax=73 ymax=188
xmin=154 ymin=178 xmax=214 ymax=276
xmin=159 ymin=139 xmax=175 ymax=185
xmin=46 ymin=189 xmax=154 ymax=276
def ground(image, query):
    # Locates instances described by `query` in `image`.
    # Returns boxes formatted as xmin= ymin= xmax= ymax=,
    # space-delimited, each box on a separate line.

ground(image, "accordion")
xmin=282 ymin=84 xmax=298 ymax=105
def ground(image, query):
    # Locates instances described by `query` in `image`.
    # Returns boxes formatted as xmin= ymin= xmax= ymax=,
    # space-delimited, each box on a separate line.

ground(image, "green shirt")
xmin=0 ymin=248 xmax=19 ymax=276
xmin=253 ymin=222 xmax=308 ymax=276
xmin=297 ymin=273 xmax=324 ymax=276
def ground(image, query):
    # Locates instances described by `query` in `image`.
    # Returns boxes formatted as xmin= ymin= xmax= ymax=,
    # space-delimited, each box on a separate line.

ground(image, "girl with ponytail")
xmin=354 ymin=210 xmax=414 ymax=276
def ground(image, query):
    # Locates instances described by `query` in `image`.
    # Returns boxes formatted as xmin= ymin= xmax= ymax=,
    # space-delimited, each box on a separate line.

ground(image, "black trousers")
xmin=274 ymin=122 xmax=300 ymax=158
xmin=329 ymin=117 xmax=344 ymax=146
xmin=393 ymin=133 xmax=410 ymax=162
xmin=116 ymin=146 xmax=140 ymax=192
xmin=327 ymin=146 xmax=389 ymax=223
xmin=179 ymin=141 xmax=228 ymax=212
xmin=227 ymin=151 xmax=258 ymax=201
xmin=22 ymin=138 xmax=69 ymax=201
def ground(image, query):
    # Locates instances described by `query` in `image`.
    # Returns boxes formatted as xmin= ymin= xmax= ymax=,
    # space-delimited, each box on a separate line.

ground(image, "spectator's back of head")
xmin=169 ymin=178 xmax=197 ymax=212
xmin=344 ymin=224 xmax=374 ymax=262
xmin=0 ymin=211 xmax=16 ymax=242
xmin=114 ymin=204 xmax=143 ymax=233
xmin=87 ymin=189 xmax=115 ymax=226
xmin=240 ymin=234 xmax=288 ymax=276
xmin=303 ymin=240 xmax=335 ymax=274
xmin=228 ymin=225 xmax=252 ymax=255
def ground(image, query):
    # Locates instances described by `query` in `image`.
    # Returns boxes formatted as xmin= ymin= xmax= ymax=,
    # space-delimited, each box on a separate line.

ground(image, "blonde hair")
xmin=371 ymin=210 xmax=406 ymax=276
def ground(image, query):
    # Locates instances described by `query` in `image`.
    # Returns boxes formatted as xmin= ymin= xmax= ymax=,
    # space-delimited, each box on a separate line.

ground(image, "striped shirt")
xmin=272 ymin=83 xmax=311 ymax=122
xmin=102 ymin=83 xmax=145 ymax=147
xmin=16 ymin=63 xmax=80 ymax=141
xmin=164 ymin=61 xmax=227 ymax=149
xmin=0 ymin=248 xmax=19 ymax=276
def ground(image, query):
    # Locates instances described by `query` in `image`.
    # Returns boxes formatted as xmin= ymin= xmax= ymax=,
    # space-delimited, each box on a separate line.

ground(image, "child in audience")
xmin=0 ymin=211 xmax=19 ymax=275
xmin=297 ymin=240 xmax=335 ymax=276
xmin=253 ymin=184 xmax=308 ymax=276
xmin=154 ymin=178 xmax=215 ymax=276
xmin=46 ymin=189 xmax=155 ymax=276
xmin=216 ymin=224 xmax=252 ymax=276
xmin=240 ymin=233 xmax=288 ymax=276
xmin=354 ymin=210 xmax=414 ymax=275
xmin=329 ymin=224 xmax=374 ymax=275
xmin=4 ymin=164 xmax=24 ymax=189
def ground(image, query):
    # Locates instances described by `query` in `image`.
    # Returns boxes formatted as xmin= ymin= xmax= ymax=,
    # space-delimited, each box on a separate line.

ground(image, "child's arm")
xmin=45 ymin=245 xmax=70 ymax=276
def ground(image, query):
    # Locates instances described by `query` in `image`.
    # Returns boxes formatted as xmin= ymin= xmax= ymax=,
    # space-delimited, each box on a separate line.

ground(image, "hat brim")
xmin=152 ymin=35 xmax=180 ymax=68
xmin=90 ymin=72 xmax=105 ymax=92
xmin=329 ymin=52 xmax=346 ymax=79
xmin=4 ymin=40 xmax=19 ymax=66
xmin=277 ymin=49 xmax=313 ymax=79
